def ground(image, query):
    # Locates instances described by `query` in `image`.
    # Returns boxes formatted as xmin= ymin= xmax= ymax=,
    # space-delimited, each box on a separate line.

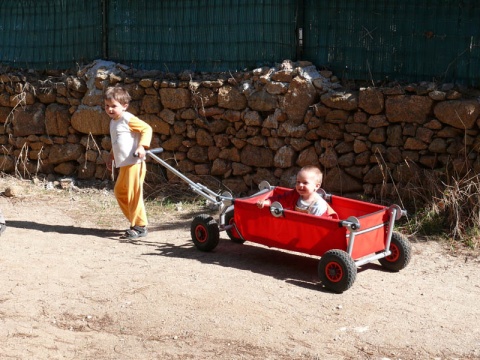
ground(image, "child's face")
xmin=295 ymin=170 xmax=320 ymax=199
xmin=104 ymin=98 xmax=128 ymax=120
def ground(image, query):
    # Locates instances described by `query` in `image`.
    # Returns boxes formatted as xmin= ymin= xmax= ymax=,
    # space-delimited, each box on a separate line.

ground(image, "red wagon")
xmin=147 ymin=149 xmax=412 ymax=293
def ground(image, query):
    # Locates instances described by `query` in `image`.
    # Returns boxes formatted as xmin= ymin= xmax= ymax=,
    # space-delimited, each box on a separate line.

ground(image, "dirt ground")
xmin=0 ymin=176 xmax=479 ymax=360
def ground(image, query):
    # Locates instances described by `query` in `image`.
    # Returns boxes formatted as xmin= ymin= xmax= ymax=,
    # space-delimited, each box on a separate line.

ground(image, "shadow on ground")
xmin=141 ymin=234 xmax=385 ymax=294
xmin=7 ymin=212 xmax=386 ymax=294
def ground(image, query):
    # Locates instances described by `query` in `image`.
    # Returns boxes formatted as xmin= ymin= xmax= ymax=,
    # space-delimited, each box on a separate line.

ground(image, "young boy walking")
xmin=104 ymin=86 xmax=153 ymax=239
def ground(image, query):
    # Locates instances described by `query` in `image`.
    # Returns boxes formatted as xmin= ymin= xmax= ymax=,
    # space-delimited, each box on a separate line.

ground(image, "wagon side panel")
xmin=330 ymin=196 xmax=387 ymax=219
xmin=349 ymin=209 xmax=391 ymax=259
xmin=328 ymin=196 xmax=393 ymax=260
xmin=233 ymin=196 xmax=347 ymax=257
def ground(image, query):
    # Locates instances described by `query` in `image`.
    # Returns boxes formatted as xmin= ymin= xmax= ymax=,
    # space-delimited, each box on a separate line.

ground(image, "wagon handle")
xmin=135 ymin=147 xmax=164 ymax=157
xmin=145 ymin=147 xmax=233 ymax=207
xmin=148 ymin=147 xmax=164 ymax=155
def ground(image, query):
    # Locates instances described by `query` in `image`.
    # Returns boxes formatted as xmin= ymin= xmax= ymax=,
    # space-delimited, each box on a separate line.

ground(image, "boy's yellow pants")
xmin=114 ymin=162 xmax=148 ymax=227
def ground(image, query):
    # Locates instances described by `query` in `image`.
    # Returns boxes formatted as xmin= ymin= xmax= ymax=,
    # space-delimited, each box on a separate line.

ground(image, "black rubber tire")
xmin=318 ymin=249 xmax=357 ymax=293
xmin=224 ymin=209 xmax=245 ymax=244
xmin=378 ymin=231 xmax=412 ymax=272
xmin=190 ymin=214 xmax=220 ymax=252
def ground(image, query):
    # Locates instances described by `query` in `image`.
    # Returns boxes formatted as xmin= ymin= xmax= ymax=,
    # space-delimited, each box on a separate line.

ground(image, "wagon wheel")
xmin=378 ymin=231 xmax=412 ymax=271
xmin=190 ymin=214 xmax=220 ymax=252
xmin=224 ymin=209 xmax=245 ymax=244
xmin=318 ymin=249 xmax=357 ymax=293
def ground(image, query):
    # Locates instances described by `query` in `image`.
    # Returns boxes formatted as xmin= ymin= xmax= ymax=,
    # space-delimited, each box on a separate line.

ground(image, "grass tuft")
xmin=388 ymin=162 xmax=480 ymax=250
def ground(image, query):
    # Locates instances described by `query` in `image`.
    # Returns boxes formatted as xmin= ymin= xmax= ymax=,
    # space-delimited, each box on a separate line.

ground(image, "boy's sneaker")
xmin=132 ymin=225 xmax=148 ymax=237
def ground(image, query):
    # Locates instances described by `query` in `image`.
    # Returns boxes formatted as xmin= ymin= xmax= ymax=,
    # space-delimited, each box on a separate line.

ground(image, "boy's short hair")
xmin=299 ymin=165 xmax=323 ymax=185
xmin=104 ymin=85 xmax=131 ymax=105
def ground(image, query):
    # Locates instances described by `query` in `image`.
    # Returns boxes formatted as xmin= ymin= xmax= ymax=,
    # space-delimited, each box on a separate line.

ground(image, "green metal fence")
xmin=0 ymin=0 xmax=478 ymax=86
xmin=106 ymin=0 xmax=297 ymax=72
xmin=0 ymin=0 xmax=102 ymax=69
xmin=304 ymin=0 xmax=480 ymax=86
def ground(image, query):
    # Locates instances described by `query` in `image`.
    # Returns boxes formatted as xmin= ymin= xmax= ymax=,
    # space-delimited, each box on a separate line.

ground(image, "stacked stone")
xmin=0 ymin=59 xmax=479 ymax=198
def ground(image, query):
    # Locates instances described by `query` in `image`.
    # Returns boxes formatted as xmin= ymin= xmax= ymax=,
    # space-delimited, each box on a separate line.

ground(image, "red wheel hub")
xmin=325 ymin=261 xmax=343 ymax=283
xmin=195 ymin=225 xmax=207 ymax=243
xmin=386 ymin=244 xmax=400 ymax=262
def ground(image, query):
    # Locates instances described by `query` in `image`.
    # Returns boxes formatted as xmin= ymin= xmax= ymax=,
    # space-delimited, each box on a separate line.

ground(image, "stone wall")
xmin=1 ymin=59 xmax=479 ymax=198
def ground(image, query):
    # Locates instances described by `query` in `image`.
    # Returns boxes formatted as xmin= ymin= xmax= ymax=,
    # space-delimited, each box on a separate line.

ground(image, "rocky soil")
xmin=0 ymin=176 xmax=479 ymax=360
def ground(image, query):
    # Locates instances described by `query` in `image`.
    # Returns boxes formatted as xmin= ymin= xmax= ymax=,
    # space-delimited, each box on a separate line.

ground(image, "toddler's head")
xmin=295 ymin=166 xmax=323 ymax=199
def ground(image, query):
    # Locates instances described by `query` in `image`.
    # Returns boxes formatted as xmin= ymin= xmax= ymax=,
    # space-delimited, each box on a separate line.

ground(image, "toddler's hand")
xmin=257 ymin=200 xmax=265 ymax=209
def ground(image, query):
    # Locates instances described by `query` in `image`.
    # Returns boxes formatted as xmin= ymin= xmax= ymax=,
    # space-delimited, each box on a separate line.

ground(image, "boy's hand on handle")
xmin=134 ymin=145 xmax=146 ymax=159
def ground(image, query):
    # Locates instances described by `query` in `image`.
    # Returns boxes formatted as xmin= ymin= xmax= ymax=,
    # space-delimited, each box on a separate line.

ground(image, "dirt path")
xmin=0 ymin=178 xmax=479 ymax=360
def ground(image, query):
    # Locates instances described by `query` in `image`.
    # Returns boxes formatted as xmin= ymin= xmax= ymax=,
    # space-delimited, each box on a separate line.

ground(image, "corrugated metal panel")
xmin=304 ymin=0 xmax=480 ymax=86
xmin=0 ymin=0 xmax=102 ymax=69
xmin=0 ymin=0 xmax=478 ymax=86
xmin=453 ymin=1 xmax=480 ymax=85
xmin=107 ymin=0 xmax=297 ymax=72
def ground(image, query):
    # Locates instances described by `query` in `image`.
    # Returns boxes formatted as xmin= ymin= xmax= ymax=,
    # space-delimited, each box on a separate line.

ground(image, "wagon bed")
xmin=232 ymin=186 xmax=393 ymax=260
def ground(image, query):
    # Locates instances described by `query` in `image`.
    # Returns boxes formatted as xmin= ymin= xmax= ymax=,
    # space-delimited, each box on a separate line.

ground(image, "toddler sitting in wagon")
xmin=256 ymin=165 xmax=338 ymax=219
